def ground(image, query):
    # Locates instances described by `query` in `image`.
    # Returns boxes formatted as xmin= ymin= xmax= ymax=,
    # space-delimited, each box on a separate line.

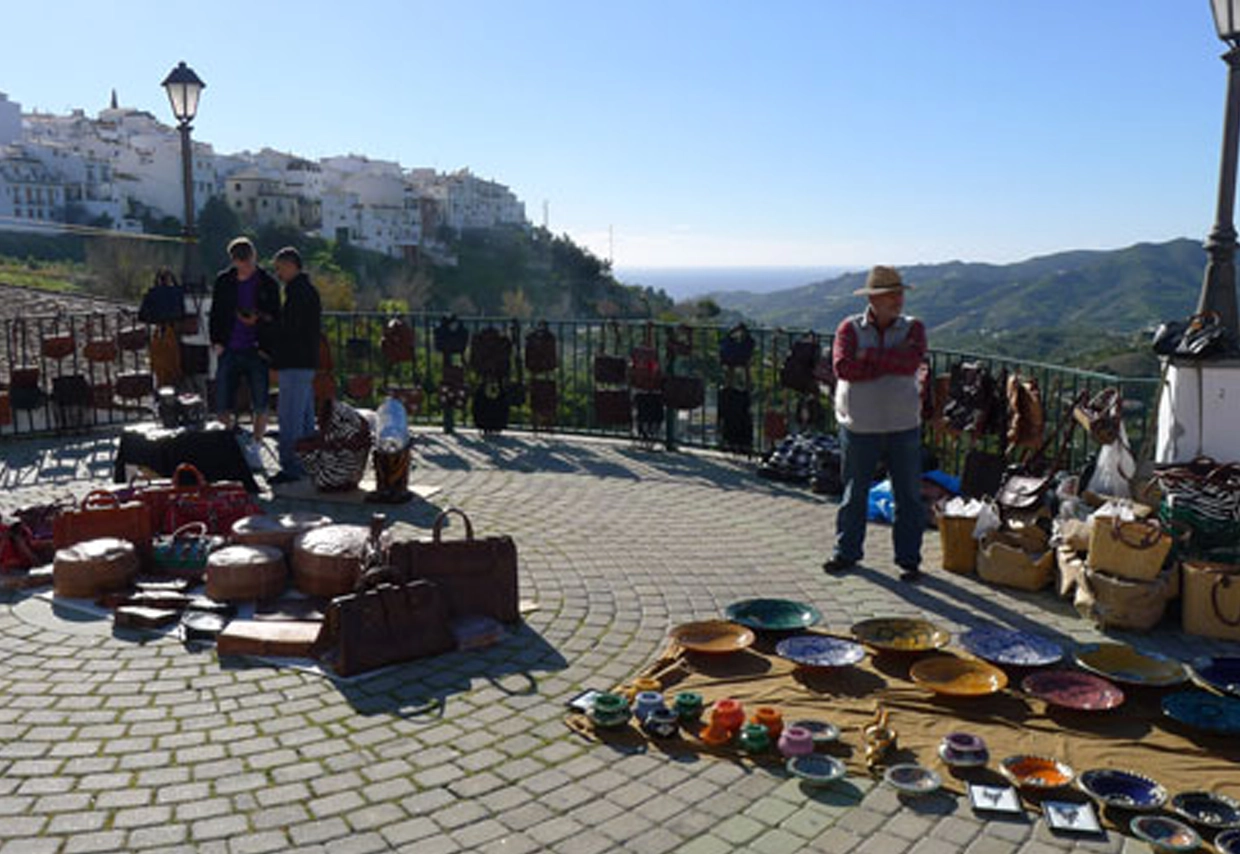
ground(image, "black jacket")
xmin=209 ymin=265 xmax=281 ymax=355
xmin=273 ymin=272 xmax=322 ymax=370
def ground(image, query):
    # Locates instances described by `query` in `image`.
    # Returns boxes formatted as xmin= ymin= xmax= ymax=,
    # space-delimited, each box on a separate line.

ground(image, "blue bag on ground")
xmin=867 ymin=479 xmax=895 ymax=523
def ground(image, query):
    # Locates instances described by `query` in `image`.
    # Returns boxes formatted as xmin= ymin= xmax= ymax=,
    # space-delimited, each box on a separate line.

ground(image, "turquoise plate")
xmin=1162 ymin=690 xmax=1240 ymax=735
xmin=725 ymin=599 xmax=822 ymax=632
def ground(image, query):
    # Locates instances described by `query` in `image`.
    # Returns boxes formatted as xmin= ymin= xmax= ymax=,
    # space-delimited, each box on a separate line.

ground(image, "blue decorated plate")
xmin=776 ymin=635 xmax=865 ymax=669
xmin=1189 ymin=656 xmax=1240 ymax=698
xmin=1217 ymin=829 xmax=1240 ymax=854
xmin=725 ymin=599 xmax=822 ymax=632
xmin=1172 ymin=790 xmax=1240 ymax=830
xmin=1077 ymin=768 xmax=1167 ymax=811
xmin=1129 ymin=815 xmax=1200 ymax=852
xmin=959 ymin=626 xmax=1063 ymax=667
xmin=1162 ymin=690 xmax=1240 ymax=735
xmin=786 ymin=754 xmax=846 ymax=787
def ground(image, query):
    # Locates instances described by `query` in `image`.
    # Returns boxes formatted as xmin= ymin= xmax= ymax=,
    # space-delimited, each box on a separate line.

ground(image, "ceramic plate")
xmin=1217 ymin=829 xmax=1240 ymax=854
xmin=1188 ymin=655 xmax=1240 ymax=698
xmin=884 ymin=763 xmax=942 ymax=795
xmin=851 ymin=617 xmax=950 ymax=653
xmin=959 ymin=626 xmax=1064 ymax=667
xmin=1171 ymin=790 xmax=1240 ymax=830
xmin=938 ymin=743 xmax=989 ymax=768
xmin=670 ymin=620 xmax=756 ymax=654
xmin=1077 ymin=768 xmax=1167 ymax=811
xmin=775 ymin=634 xmax=865 ymax=668
xmin=787 ymin=719 xmax=840 ymax=744
xmin=1129 ymin=815 xmax=1200 ymax=852
xmin=1162 ymin=690 xmax=1240 ymax=735
xmin=999 ymin=754 xmax=1075 ymax=790
xmin=1021 ymin=670 xmax=1125 ymax=711
xmin=725 ymin=599 xmax=822 ymax=632
xmin=1074 ymin=643 xmax=1187 ymax=687
xmin=786 ymin=754 xmax=846 ymax=787
xmin=910 ymin=656 xmax=1008 ymax=697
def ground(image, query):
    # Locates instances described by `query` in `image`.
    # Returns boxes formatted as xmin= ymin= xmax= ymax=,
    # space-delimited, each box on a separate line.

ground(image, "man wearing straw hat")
xmin=823 ymin=265 xmax=928 ymax=582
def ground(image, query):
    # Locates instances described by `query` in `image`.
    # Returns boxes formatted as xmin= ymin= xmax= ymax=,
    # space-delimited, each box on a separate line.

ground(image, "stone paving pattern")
xmin=1 ymin=427 xmax=1237 ymax=854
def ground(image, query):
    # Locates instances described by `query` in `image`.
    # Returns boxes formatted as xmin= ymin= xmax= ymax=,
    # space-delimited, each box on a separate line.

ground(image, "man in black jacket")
xmin=269 ymin=246 xmax=322 ymax=484
xmin=209 ymin=237 xmax=281 ymax=441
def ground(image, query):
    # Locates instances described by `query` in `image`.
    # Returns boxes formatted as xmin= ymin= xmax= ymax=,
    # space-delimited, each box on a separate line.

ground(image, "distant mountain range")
xmin=708 ymin=238 xmax=1206 ymax=345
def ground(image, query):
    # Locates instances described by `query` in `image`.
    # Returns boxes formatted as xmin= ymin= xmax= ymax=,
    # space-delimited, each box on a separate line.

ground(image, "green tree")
xmin=196 ymin=195 xmax=243 ymax=272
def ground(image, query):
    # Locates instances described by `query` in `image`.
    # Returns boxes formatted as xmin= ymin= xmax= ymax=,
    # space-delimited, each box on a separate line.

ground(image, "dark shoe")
xmin=267 ymin=471 xmax=302 ymax=485
xmin=898 ymin=564 xmax=922 ymax=582
xmin=822 ymin=556 xmax=857 ymax=574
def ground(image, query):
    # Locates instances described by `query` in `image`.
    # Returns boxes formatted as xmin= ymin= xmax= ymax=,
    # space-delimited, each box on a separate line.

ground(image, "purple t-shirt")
xmin=228 ymin=272 xmax=260 ymax=351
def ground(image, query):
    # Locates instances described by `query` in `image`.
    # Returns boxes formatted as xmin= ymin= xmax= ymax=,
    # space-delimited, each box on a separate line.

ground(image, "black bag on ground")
xmin=634 ymin=391 xmax=664 ymax=441
xmin=472 ymin=382 xmax=510 ymax=433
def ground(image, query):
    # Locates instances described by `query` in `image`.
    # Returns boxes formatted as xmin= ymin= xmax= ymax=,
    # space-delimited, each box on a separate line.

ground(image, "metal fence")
xmin=1 ymin=310 xmax=1161 ymax=478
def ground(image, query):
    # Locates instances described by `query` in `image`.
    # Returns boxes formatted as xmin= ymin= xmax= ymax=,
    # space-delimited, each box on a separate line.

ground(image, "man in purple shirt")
xmin=209 ymin=237 xmax=281 ymax=441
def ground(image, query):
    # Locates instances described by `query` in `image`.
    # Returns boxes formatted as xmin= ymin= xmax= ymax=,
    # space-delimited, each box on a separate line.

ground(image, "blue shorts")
xmin=216 ymin=348 xmax=270 ymax=413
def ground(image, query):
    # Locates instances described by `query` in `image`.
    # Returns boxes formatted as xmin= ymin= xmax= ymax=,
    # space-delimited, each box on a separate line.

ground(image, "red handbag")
xmin=83 ymin=314 xmax=118 ymax=363
xmin=161 ymin=464 xmax=262 ymax=536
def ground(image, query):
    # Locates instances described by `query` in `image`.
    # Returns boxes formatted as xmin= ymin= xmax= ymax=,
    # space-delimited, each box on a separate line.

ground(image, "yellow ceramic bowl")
xmin=999 ymin=754 xmax=1075 ymax=789
xmin=851 ymin=617 xmax=951 ymax=653
xmin=1074 ymin=643 xmax=1187 ymax=687
xmin=910 ymin=655 xmax=1009 ymax=697
xmin=670 ymin=620 xmax=756 ymax=654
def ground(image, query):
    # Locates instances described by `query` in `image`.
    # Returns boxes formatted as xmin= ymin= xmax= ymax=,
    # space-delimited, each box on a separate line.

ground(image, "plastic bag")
xmin=1085 ymin=423 xmax=1134 ymax=499
xmin=376 ymin=396 xmax=410 ymax=453
xmin=942 ymin=496 xmax=986 ymax=518
xmin=973 ymin=500 xmax=1001 ymax=540
xmin=867 ymin=480 xmax=894 ymax=523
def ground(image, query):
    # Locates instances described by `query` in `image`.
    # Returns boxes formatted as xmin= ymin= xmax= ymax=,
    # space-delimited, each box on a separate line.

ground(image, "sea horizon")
xmin=614 ymin=265 xmax=860 ymax=300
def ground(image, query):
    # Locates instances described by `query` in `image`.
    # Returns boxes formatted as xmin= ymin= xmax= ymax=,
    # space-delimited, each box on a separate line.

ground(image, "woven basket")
xmin=205 ymin=545 xmax=287 ymax=602
xmin=976 ymin=533 xmax=1054 ymax=592
xmin=938 ymin=516 xmax=978 ymax=575
xmin=291 ymin=524 xmax=368 ymax=597
xmin=53 ymin=537 xmax=139 ymax=599
xmin=1087 ymin=516 xmax=1172 ymax=582
xmin=1182 ymin=560 xmax=1240 ymax=642
xmin=1078 ymin=566 xmax=1173 ymax=631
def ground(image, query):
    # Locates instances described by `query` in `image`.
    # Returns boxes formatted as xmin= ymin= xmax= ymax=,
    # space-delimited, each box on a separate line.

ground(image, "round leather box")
xmin=291 ymin=524 xmax=368 ymax=598
xmin=205 ymin=544 xmax=287 ymax=602
xmin=53 ymin=537 xmax=140 ymax=599
xmin=231 ymin=512 xmax=332 ymax=554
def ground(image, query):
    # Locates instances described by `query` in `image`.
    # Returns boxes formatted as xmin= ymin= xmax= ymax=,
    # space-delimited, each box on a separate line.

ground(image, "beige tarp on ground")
xmin=571 ymin=633 xmax=1240 ymax=811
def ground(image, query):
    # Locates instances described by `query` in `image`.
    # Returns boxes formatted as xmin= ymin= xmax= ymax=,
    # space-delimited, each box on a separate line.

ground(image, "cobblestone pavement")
xmin=1 ymin=427 xmax=1235 ymax=854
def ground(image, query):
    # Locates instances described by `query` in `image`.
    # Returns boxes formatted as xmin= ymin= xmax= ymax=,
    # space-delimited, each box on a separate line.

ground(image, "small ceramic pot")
xmin=711 ymin=698 xmax=746 ymax=734
xmin=777 ymin=725 xmax=814 ymax=758
xmin=738 ymin=722 xmax=770 ymax=753
xmin=673 ymin=691 xmax=704 ymax=723
xmin=943 ymin=732 xmax=986 ymax=755
xmin=642 ymin=707 xmax=680 ymax=739
xmin=626 ymin=677 xmax=661 ymax=702
xmin=751 ymin=706 xmax=783 ymax=740
xmin=593 ymin=692 xmax=629 ymax=718
xmin=633 ymin=691 xmax=665 ymax=723
xmin=699 ymin=720 xmax=733 ymax=746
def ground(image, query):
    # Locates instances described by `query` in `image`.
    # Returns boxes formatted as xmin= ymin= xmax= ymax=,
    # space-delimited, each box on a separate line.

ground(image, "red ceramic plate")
xmin=1022 ymin=669 xmax=1125 ymax=711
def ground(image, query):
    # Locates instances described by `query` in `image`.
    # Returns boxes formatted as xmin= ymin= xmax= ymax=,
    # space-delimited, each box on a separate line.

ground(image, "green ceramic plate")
xmin=724 ymin=598 xmax=823 ymax=632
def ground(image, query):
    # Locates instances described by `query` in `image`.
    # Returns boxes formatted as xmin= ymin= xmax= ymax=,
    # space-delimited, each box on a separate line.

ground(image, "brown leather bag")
xmin=387 ymin=507 xmax=520 ymax=624
xmin=315 ymin=579 xmax=455 ymax=676
xmin=663 ymin=375 xmax=705 ymax=411
xmin=40 ymin=316 xmax=75 ymax=361
xmin=83 ymin=314 xmax=118 ymax=363
xmin=529 ymin=378 xmax=557 ymax=427
xmin=150 ymin=324 xmax=182 ymax=387
xmin=1006 ymin=374 xmax=1044 ymax=450
xmin=116 ymin=372 xmax=153 ymax=401
xmin=116 ymin=312 xmax=149 ymax=352
xmin=594 ymin=388 xmax=631 ymax=426
xmin=346 ymin=374 xmax=374 ymax=401
xmin=53 ymin=490 xmax=153 ymax=551
xmin=381 ymin=317 xmax=416 ymax=365
xmin=0 ymin=391 xmax=10 ymax=427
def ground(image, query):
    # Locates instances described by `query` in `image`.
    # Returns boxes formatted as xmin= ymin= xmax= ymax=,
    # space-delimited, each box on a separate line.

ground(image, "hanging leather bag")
xmin=83 ymin=314 xmax=118 ymax=363
xmin=529 ymin=378 xmax=557 ymax=426
xmin=52 ymin=374 xmax=91 ymax=408
xmin=115 ymin=371 xmax=153 ymax=401
xmin=594 ymin=388 xmax=631 ymax=426
xmin=387 ymin=507 xmax=520 ymax=624
xmin=0 ymin=391 xmax=10 ymax=427
xmin=780 ymin=332 xmax=820 ymax=394
xmin=381 ymin=317 xmax=415 ymax=365
xmin=629 ymin=323 xmax=662 ymax=391
xmin=593 ymin=322 xmax=627 ymax=385
xmin=116 ymin=311 xmax=149 ymax=351
xmin=663 ymin=374 xmax=705 ymax=410
xmin=433 ymin=314 xmax=469 ymax=355
xmin=472 ymin=381 xmax=510 ymax=433
xmin=40 ymin=315 xmax=75 ymax=361
xmin=1006 ymin=373 xmax=1044 ymax=450
xmin=468 ymin=326 xmax=513 ymax=381
xmin=524 ymin=321 xmax=557 ymax=373
xmin=719 ymin=323 xmax=756 ymax=368
xmin=1072 ymin=387 xmax=1122 ymax=446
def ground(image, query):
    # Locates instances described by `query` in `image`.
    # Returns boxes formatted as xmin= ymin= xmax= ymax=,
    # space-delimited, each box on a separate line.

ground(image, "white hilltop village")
xmin=0 ymin=89 xmax=526 ymax=263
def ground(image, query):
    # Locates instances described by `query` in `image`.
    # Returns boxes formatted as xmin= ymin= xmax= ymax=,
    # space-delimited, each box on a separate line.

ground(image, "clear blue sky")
xmin=0 ymin=1 xmax=1231 ymax=269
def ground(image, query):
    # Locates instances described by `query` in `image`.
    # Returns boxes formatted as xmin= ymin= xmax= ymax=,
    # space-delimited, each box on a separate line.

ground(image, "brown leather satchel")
xmin=116 ymin=312 xmax=149 ymax=351
xmin=387 ymin=507 xmax=520 ymax=624
xmin=53 ymin=489 xmax=153 ymax=551
xmin=314 ymin=579 xmax=455 ymax=676
xmin=381 ymin=317 xmax=415 ymax=365
xmin=1006 ymin=373 xmax=1044 ymax=450
xmin=346 ymin=374 xmax=374 ymax=401
xmin=115 ymin=371 xmax=153 ymax=401
xmin=83 ymin=314 xmax=118 ymax=363
xmin=594 ymin=388 xmax=631 ymax=426
xmin=1073 ymin=387 xmax=1121 ymax=445
xmin=529 ymin=378 xmax=557 ymax=427
xmin=40 ymin=316 xmax=75 ymax=361
xmin=663 ymin=375 xmax=705 ymax=411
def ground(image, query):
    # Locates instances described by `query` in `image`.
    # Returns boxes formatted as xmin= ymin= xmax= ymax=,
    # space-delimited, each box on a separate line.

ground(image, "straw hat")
xmin=853 ymin=265 xmax=913 ymax=296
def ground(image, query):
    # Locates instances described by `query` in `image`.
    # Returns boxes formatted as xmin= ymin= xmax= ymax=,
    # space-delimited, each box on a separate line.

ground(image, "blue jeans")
xmin=216 ymin=348 xmax=269 ymax=414
xmin=834 ymin=425 xmax=924 ymax=568
xmin=277 ymin=369 xmax=317 ymax=476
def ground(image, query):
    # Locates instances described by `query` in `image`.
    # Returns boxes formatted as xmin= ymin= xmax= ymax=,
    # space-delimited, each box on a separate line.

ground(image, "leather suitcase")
xmin=315 ymin=580 xmax=455 ymax=676
xmin=216 ymin=620 xmax=322 ymax=657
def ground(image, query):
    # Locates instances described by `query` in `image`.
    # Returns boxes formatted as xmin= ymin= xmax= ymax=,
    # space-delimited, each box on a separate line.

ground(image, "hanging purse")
xmin=529 ymin=378 xmax=557 ymax=427
xmin=433 ymin=314 xmax=469 ymax=355
xmin=439 ymin=363 xmax=467 ymax=409
xmin=629 ymin=322 xmax=662 ymax=391
xmin=594 ymin=388 xmax=632 ymax=426
xmin=663 ymin=374 xmax=705 ymax=410
xmin=115 ymin=371 xmax=153 ymax=401
xmin=52 ymin=374 xmax=91 ymax=408
xmin=719 ymin=323 xmax=756 ymax=368
xmin=593 ymin=322 xmax=627 ymax=385
xmin=380 ymin=316 xmax=416 ymax=365
xmin=83 ymin=314 xmax=118 ymax=363
xmin=524 ymin=321 xmax=557 ymax=373
xmin=1072 ymin=387 xmax=1121 ymax=445
xmin=780 ymin=332 xmax=820 ymax=394
xmin=116 ymin=311 xmax=149 ymax=351
xmin=40 ymin=314 xmax=76 ymax=361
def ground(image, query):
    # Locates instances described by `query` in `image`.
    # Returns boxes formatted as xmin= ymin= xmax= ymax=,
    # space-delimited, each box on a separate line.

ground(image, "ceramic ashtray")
xmin=884 ymin=763 xmax=942 ymax=795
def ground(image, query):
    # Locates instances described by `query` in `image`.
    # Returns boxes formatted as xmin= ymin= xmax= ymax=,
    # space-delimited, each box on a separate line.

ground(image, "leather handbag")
xmin=468 ymin=326 xmax=513 ymax=380
xmin=763 ymin=408 xmax=788 ymax=445
xmin=529 ymin=378 xmax=557 ymax=426
xmin=115 ymin=371 xmax=153 ymax=401
xmin=315 ymin=579 xmax=456 ymax=676
xmin=346 ymin=374 xmax=374 ymax=401
xmin=40 ymin=316 xmax=75 ymax=361
xmin=593 ymin=322 xmax=627 ymax=385
xmin=433 ymin=314 xmax=469 ymax=355
xmin=387 ymin=507 xmax=520 ymax=624
xmin=524 ymin=321 xmax=557 ymax=373
xmin=83 ymin=314 xmax=118 ymax=363
xmin=594 ymin=388 xmax=631 ymax=426
xmin=439 ymin=363 xmax=467 ymax=409
xmin=152 ymin=521 xmax=216 ymax=574
xmin=116 ymin=311 xmax=149 ymax=351
xmin=628 ymin=323 xmax=662 ymax=391
xmin=663 ymin=374 xmax=705 ymax=410
xmin=52 ymin=374 xmax=91 ymax=408
xmin=11 ymin=385 xmax=42 ymax=411
xmin=92 ymin=379 xmax=113 ymax=410
xmin=780 ymin=332 xmax=820 ymax=394
xmin=1006 ymin=373 xmax=1044 ymax=450
xmin=52 ymin=489 xmax=153 ymax=551
xmin=180 ymin=342 xmax=209 ymax=376
xmin=995 ymin=473 xmax=1051 ymax=512
xmin=164 ymin=471 xmax=263 ymax=536
xmin=11 ymin=365 xmax=40 ymax=389
xmin=472 ymin=382 xmax=510 ymax=433
xmin=1072 ymin=387 xmax=1121 ymax=445
xmin=381 ymin=317 xmax=415 ymax=365
xmin=719 ymin=323 xmax=756 ymax=368
xmin=0 ymin=391 xmax=10 ymax=427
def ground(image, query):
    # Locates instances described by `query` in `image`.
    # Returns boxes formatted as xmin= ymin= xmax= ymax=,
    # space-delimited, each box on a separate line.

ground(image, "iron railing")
xmin=0 ymin=310 xmax=1161 ymax=479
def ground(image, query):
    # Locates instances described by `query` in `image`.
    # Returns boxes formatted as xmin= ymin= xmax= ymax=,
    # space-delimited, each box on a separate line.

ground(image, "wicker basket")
xmin=976 ymin=532 xmax=1054 ymax=592
xmin=291 ymin=524 xmax=368 ymax=598
xmin=938 ymin=516 xmax=978 ymax=575
xmin=205 ymin=545 xmax=287 ymax=602
xmin=1182 ymin=560 xmax=1240 ymax=642
xmin=1087 ymin=516 xmax=1172 ymax=582
xmin=231 ymin=512 xmax=332 ymax=554
xmin=1078 ymin=566 xmax=1173 ymax=631
xmin=53 ymin=537 xmax=139 ymax=599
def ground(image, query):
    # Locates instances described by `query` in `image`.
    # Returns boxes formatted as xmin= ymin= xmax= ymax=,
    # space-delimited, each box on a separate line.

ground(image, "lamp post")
xmin=161 ymin=61 xmax=205 ymax=290
xmin=1202 ymin=2 xmax=1240 ymax=333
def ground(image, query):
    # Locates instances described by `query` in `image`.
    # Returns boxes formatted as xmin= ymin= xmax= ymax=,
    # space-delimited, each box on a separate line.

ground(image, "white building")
xmin=407 ymin=167 xmax=525 ymax=233
xmin=0 ymin=93 xmax=20 ymax=147
xmin=0 ymin=145 xmax=65 ymax=228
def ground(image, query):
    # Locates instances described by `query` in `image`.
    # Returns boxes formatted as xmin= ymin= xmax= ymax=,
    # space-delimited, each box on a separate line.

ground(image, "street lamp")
xmin=1201 ymin=2 xmax=1240 ymax=333
xmin=161 ymin=61 xmax=205 ymax=290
